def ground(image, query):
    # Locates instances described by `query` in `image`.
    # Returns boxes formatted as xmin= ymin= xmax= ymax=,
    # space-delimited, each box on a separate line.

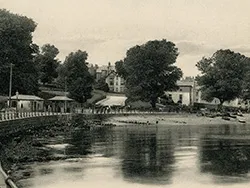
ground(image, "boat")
xmin=222 ymin=116 xmax=230 ymax=121
xmin=229 ymin=114 xmax=237 ymax=119
xmin=238 ymin=117 xmax=246 ymax=123
xmin=207 ymin=114 xmax=216 ymax=118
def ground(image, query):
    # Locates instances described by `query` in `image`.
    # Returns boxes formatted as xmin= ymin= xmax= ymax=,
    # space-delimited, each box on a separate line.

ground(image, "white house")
xmin=96 ymin=63 xmax=125 ymax=93
xmin=165 ymin=80 xmax=197 ymax=106
xmin=10 ymin=94 xmax=44 ymax=112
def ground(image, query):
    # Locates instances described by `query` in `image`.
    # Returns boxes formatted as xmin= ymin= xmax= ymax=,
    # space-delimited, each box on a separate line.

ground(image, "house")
xmin=96 ymin=63 xmax=125 ymax=93
xmin=10 ymin=94 xmax=44 ymax=112
xmin=165 ymin=79 xmax=197 ymax=106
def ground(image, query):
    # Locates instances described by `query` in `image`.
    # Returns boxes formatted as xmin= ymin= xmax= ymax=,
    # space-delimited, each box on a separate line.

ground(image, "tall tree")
xmin=63 ymin=50 xmax=94 ymax=103
xmin=115 ymin=60 xmax=128 ymax=78
xmin=0 ymin=9 xmax=39 ymax=95
xmin=196 ymin=49 xmax=248 ymax=107
xmin=116 ymin=39 xmax=182 ymax=108
xmin=34 ymin=44 xmax=60 ymax=85
xmin=239 ymin=58 xmax=250 ymax=104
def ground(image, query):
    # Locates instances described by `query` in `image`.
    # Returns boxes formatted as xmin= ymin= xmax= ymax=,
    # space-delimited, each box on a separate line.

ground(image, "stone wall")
xmin=0 ymin=116 xmax=61 ymax=138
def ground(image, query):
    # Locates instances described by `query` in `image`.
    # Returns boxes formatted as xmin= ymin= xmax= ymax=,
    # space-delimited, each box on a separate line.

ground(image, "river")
xmin=16 ymin=122 xmax=250 ymax=188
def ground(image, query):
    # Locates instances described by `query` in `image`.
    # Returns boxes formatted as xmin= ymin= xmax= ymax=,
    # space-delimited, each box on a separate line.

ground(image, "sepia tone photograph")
xmin=0 ymin=0 xmax=250 ymax=187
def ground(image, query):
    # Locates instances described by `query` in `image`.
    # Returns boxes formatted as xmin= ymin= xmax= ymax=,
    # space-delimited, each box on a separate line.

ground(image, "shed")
xmin=10 ymin=94 xmax=44 ymax=112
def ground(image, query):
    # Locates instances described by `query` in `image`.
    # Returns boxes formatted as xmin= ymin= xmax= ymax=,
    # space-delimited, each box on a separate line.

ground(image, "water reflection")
xmin=92 ymin=128 xmax=116 ymax=157
xmin=200 ymin=124 xmax=250 ymax=180
xmin=39 ymin=168 xmax=54 ymax=176
xmin=15 ymin=122 xmax=250 ymax=188
xmin=65 ymin=128 xmax=93 ymax=156
xmin=120 ymin=127 xmax=174 ymax=184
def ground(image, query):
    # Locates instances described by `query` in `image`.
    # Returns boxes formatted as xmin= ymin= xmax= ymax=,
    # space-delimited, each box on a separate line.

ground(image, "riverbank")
xmin=0 ymin=114 xmax=104 ymax=185
xmin=104 ymin=113 xmax=250 ymax=126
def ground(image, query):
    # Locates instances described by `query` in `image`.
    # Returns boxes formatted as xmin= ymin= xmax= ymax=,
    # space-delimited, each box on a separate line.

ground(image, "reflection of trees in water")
xmin=92 ymin=128 xmax=115 ymax=157
xmin=200 ymin=125 xmax=250 ymax=177
xmin=121 ymin=128 xmax=174 ymax=185
xmin=65 ymin=128 xmax=93 ymax=156
xmin=38 ymin=168 xmax=54 ymax=176
xmin=65 ymin=127 xmax=115 ymax=157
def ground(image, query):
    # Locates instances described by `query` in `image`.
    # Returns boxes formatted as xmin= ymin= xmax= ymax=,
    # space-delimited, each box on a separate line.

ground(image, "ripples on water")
xmin=17 ymin=123 xmax=250 ymax=188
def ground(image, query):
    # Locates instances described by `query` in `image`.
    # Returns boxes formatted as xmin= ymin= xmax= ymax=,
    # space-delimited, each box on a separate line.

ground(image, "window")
xmin=179 ymin=88 xmax=182 ymax=91
xmin=169 ymin=94 xmax=172 ymax=98
xmin=116 ymin=82 xmax=118 ymax=85
xmin=179 ymin=94 xmax=183 ymax=101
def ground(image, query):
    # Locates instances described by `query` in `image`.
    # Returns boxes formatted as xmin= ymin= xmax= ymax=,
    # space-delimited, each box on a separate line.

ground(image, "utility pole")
xmin=64 ymin=77 xmax=67 ymax=113
xmin=16 ymin=91 xmax=19 ymax=117
xmin=8 ymin=63 xmax=13 ymax=108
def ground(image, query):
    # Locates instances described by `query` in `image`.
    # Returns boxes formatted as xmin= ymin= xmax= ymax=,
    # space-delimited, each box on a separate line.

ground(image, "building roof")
xmin=11 ymin=94 xmax=44 ymax=101
xmin=177 ymin=81 xmax=195 ymax=87
xmin=96 ymin=96 xmax=126 ymax=106
xmin=48 ymin=96 xmax=74 ymax=101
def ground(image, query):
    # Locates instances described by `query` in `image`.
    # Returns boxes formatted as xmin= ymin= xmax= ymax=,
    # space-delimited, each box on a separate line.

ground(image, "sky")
xmin=1 ymin=0 xmax=250 ymax=76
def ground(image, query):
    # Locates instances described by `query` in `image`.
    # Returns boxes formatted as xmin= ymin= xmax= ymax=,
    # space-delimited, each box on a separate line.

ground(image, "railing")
xmin=0 ymin=111 xmax=67 ymax=122
xmin=0 ymin=108 xmax=182 ymax=122
xmin=0 ymin=162 xmax=18 ymax=188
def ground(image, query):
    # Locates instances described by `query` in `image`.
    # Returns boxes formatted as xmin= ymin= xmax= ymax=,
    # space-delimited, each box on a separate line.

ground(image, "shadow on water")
xmin=199 ymin=124 xmax=250 ymax=183
xmin=38 ymin=168 xmax=54 ymax=176
xmin=120 ymin=127 xmax=175 ymax=185
xmin=65 ymin=127 xmax=116 ymax=157
xmin=65 ymin=128 xmax=93 ymax=156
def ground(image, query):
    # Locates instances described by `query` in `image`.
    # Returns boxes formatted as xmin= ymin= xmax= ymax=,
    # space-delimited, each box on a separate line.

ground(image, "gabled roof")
xmin=11 ymin=95 xmax=44 ymax=101
xmin=48 ymin=96 xmax=74 ymax=101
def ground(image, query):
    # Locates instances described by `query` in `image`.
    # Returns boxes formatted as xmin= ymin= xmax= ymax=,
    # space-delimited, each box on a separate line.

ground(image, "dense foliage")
xmin=0 ymin=9 xmax=39 ymax=95
xmin=116 ymin=39 xmax=182 ymax=108
xmin=94 ymin=78 xmax=110 ymax=92
xmin=61 ymin=50 xmax=94 ymax=103
xmin=196 ymin=49 xmax=249 ymax=105
xmin=34 ymin=44 xmax=60 ymax=85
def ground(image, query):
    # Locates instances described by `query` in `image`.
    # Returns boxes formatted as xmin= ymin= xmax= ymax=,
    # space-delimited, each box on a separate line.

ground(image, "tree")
xmin=0 ymin=9 xmax=39 ymax=95
xmin=196 ymin=49 xmax=248 ymax=107
xmin=115 ymin=60 xmax=128 ymax=78
xmin=63 ymin=50 xmax=94 ymax=103
xmin=34 ymin=44 xmax=60 ymax=85
xmin=94 ymin=78 xmax=110 ymax=92
xmin=116 ymin=39 xmax=182 ymax=108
